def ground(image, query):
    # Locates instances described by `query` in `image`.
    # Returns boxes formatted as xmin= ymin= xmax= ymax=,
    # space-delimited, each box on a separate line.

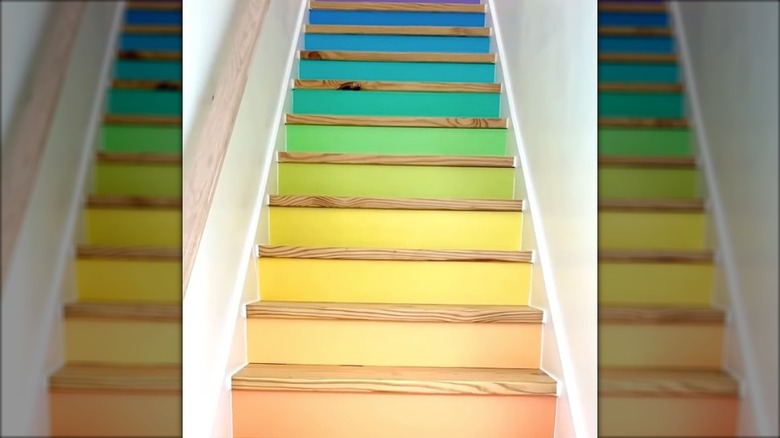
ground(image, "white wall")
xmin=672 ymin=3 xmax=779 ymax=435
xmin=1 ymin=1 xmax=55 ymax=147
xmin=488 ymin=0 xmax=598 ymax=437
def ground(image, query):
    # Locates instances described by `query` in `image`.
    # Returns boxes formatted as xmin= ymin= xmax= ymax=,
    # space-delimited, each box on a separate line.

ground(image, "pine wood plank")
xmin=257 ymin=245 xmax=532 ymax=262
xmin=77 ymin=245 xmax=180 ymax=261
xmin=599 ymin=305 xmax=725 ymax=325
xmin=286 ymin=114 xmax=506 ymax=128
xmin=598 ymin=3 xmax=667 ymax=13
xmin=599 ymin=249 xmax=713 ymax=264
xmin=305 ymin=24 xmax=489 ymax=36
xmin=294 ymin=79 xmax=500 ymax=93
xmin=598 ymin=155 xmax=696 ymax=168
xmin=112 ymin=79 xmax=182 ymax=90
xmin=309 ymin=1 xmax=485 ymax=13
xmin=599 ymin=117 xmax=689 ymax=128
xmin=232 ymin=363 xmax=555 ymax=395
xmin=269 ymin=195 xmax=522 ymax=211
xmin=127 ymin=2 xmax=182 ymax=11
xmin=278 ymin=152 xmax=514 ymax=167
xmin=65 ymin=302 xmax=181 ymax=322
xmin=300 ymin=50 xmax=495 ymax=63
xmin=87 ymin=195 xmax=181 ymax=209
xmin=104 ymin=114 xmax=181 ymax=126
xmin=599 ymin=53 xmax=677 ymax=63
xmin=599 ymin=368 xmax=738 ymax=397
xmin=118 ymin=50 xmax=181 ymax=61
xmin=599 ymin=198 xmax=704 ymax=212
xmin=599 ymin=26 xmax=672 ymax=37
xmin=246 ymin=301 xmax=542 ymax=323
xmin=122 ymin=25 xmax=182 ymax=35
xmin=50 ymin=364 xmax=181 ymax=392
xmin=599 ymin=82 xmax=683 ymax=92
xmin=96 ymin=151 xmax=181 ymax=165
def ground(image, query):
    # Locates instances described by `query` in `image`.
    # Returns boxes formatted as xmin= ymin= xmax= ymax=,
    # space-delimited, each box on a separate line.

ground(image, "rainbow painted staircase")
xmin=597 ymin=2 xmax=740 ymax=436
xmin=48 ymin=2 xmax=181 ymax=436
xmin=230 ymin=1 xmax=559 ymax=437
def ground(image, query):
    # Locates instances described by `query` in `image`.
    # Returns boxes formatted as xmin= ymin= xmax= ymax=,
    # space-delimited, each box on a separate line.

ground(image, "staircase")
xmin=230 ymin=1 xmax=559 ymax=437
xmin=597 ymin=2 xmax=740 ymax=436
xmin=48 ymin=2 xmax=182 ymax=436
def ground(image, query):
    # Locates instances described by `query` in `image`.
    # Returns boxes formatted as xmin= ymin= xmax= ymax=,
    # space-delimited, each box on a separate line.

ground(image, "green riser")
xmin=599 ymin=128 xmax=691 ymax=157
xmin=599 ymin=167 xmax=699 ymax=199
xmin=93 ymin=163 xmax=181 ymax=197
xmin=103 ymin=125 xmax=181 ymax=154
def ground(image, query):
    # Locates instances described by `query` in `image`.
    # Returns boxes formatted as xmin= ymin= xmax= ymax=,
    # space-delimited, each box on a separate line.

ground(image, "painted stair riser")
xmin=77 ymin=259 xmax=181 ymax=303
xmin=85 ymin=209 xmax=181 ymax=247
xmin=279 ymin=163 xmax=515 ymax=200
xmin=599 ymin=168 xmax=699 ymax=199
xmin=247 ymin=319 xmax=541 ymax=368
xmin=65 ymin=320 xmax=180 ymax=364
xmin=599 ymin=92 xmax=684 ymax=118
xmin=599 ymin=128 xmax=691 ymax=156
xmin=286 ymin=125 xmax=507 ymax=156
xmin=292 ymin=89 xmax=500 ymax=118
xmin=599 ymin=324 xmax=723 ymax=368
xmin=233 ymin=391 xmax=555 ymax=438
xmin=259 ymin=259 xmax=531 ymax=305
xmin=108 ymin=90 xmax=182 ymax=116
xmin=269 ymin=208 xmax=521 ymax=251
xmin=316 ymin=0 xmax=482 ymax=3
xmin=94 ymin=163 xmax=181 ymax=197
xmin=300 ymin=59 xmax=496 ymax=83
xmin=599 ymin=63 xmax=679 ymax=83
xmin=599 ymin=36 xmax=674 ymax=54
xmin=125 ymin=10 xmax=182 ymax=25
xmin=309 ymin=10 xmax=486 ymax=27
xmin=120 ymin=35 xmax=181 ymax=52
xmin=599 ymin=263 xmax=713 ymax=306
xmin=599 ymin=211 xmax=706 ymax=251
xmin=103 ymin=125 xmax=182 ymax=154
xmin=304 ymin=33 xmax=490 ymax=53
xmin=115 ymin=60 xmax=182 ymax=81
xmin=599 ymin=397 xmax=738 ymax=437
xmin=599 ymin=12 xmax=669 ymax=27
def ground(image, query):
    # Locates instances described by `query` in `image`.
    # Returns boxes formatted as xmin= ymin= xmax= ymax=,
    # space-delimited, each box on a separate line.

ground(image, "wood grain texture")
xmin=278 ymin=152 xmax=513 ymax=167
xmin=599 ymin=83 xmax=683 ymax=92
xmin=269 ymin=195 xmax=522 ymax=211
xmin=599 ymin=249 xmax=713 ymax=264
xmin=599 ymin=53 xmax=677 ymax=63
xmin=300 ymin=50 xmax=495 ymax=63
xmin=246 ymin=301 xmax=542 ymax=323
xmin=599 ymin=155 xmax=696 ymax=168
xmin=305 ymin=24 xmax=490 ymax=36
xmin=118 ymin=50 xmax=182 ymax=61
xmin=598 ymin=3 xmax=667 ymax=13
xmin=286 ymin=114 xmax=506 ymax=128
xmin=104 ymin=114 xmax=181 ymax=126
xmin=122 ymin=25 xmax=182 ymax=35
xmin=65 ymin=302 xmax=181 ymax=322
xmin=232 ymin=363 xmax=555 ymax=395
xmin=127 ymin=2 xmax=182 ymax=11
xmin=599 ymin=368 xmax=738 ymax=397
xmin=96 ymin=151 xmax=181 ymax=165
xmin=309 ymin=1 xmax=485 ymax=13
xmin=599 ymin=26 xmax=672 ymax=37
xmin=1 ymin=2 xmax=86 ymax=282
xmin=599 ymin=305 xmax=725 ymax=325
xmin=112 ymin=79 xmax=182 ymax=90
xmin=599 ymin=198 xmax=704 ymax=212
xmin=599 ymin=117 xmax=689 ymax=128
xmin=87 ymin=195 xmax=181 ymax=209
xmin=50 ymin=364 xmax=181 ymax=392
xmin=294 ymin=79 xmax=500 ymax=93
xmin=257 ymin=245 xmax=532 ymax=262
xmin=77 ymin=245 xmax=180 ymax=261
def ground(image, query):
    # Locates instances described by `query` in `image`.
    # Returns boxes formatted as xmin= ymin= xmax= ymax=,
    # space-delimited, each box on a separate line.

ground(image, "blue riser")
xmin=114 ymin=60 xmax=182 ymax=81
xmin=300 ymin=60 xmax=495 ymax=83
xmin=120 ymin=35 xmax=181 ymax=51
xmin=309 ymin=10 xmax=485 ymax=27
xmin=304 ymin=33 xmax=490 ymax=53
xmin=599 ymin=12 xmax=668 ymax=27
xmin=599 ymin=36 xmax=674 ymax=53
xmin=599 ymin=62 xmax=679 ymax=83
xmin=125 ymin=10 xmax=182 ymax=25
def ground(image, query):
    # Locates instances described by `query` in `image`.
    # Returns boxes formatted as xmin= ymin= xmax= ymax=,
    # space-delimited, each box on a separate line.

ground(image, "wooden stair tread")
xmin=599 ymin=82 xmax=683 ymax=93
xmin=233 ymin=363 xmax=555 ymax=396
xmin=598 ymin=3 xmax=667 ymax=13
xmin=105 ymin=114 xmax=181 ymax=126
xmin=305 ymin=24 xmax=490 ymax=37
xmin=269 ymin=195 xmax=523 ymax=211
xmin=127 ymin=1 xmax=182 ymax=11
xmin=599 ymin=305 xmax=725 ymax=324
xmin=118 ymin=50 xmax=181 ymax=61
xmin=300 ymin=50 xmax=495 ymax=64
xmin=257 ymin=245 xmax=533 ymax=262
xmin=246 ymin=301 xmax=542 ymax=323
xmin=600 ymin=117 xmax=689 ymax=128
xmin=599 ymin=198 xmax=704 ymax=212
xmin=77 ymin=245 xmax=180 ymax=261
xmin=599 ymin=53 xmax=677 ymax=63
xmin=65 ymin=302 xmax=181 ymax=322
xmin=599 ymin=26 xmax=672 ymax=37
xmin=599 ymin=368 xmax=738 ymax=397
xmin=50 ymin=364 xmax=181 ymax=392
xmin=599 ymin=249 xmax=713 ymax=264
xmin=122 ymin=25 xmax=182 ymax=35
xmin=87 ymin=195 xmax=181 ymax=209
xmin=294 ymin=79 xmax=500 ymax=93
xmin=309 ymin=1 xmax=485 ymax=13
xmin=96 ymin=151 xmax=181 ymax=165
xmin=599 ymin=155 xmax=696 ymax=168
xmin=278 ymin=152 xmax=514 ymax=168
xmin=287 ymin=114 xmax=506 ymax=129
xmin=112 ymin=79 xmax=182 ymax=90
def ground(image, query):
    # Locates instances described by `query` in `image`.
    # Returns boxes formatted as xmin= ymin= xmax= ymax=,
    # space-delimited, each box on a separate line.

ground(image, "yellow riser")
xmin=247 ymin=318 xmax=540 ymax=368
xmin=599 ymin=263 xmax=713 ymax=306
xmin=258 ymin=258 xmax=531 ymax=305
xmin=50 ymin=391 xmax=180 ymax=437
xmin=76 ymin=259 xmax=181 ymax=303
xmin=65 ymin=319 xmax=181 ymax=364
xmin=599 ymin=211 xmax=707 ymax=250
xmin=85 ymin=209 xmax=181 ymax=247
xmin=269 ymin=207 xmax=522 ymax=251
xmin=599 ymin=323 xmax=723 ymax=368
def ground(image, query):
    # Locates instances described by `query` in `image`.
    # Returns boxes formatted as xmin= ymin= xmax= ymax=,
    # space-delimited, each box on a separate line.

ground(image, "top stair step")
xmin=300 ymin=50 xmax=495 ymax=63
xmin=310 ymin=1 xmax=486 ymax=12
xmin=306 ymin=24 xmax=489 ymax=36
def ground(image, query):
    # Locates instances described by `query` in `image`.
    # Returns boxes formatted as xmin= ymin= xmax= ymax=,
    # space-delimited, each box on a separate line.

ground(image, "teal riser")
xmin=299 ymin=60 xmax=495 ymax=83
xmin=599 ymin=92 xmax=684 ymax=118
xmin=108 ymin=89 xmax=181 ymax=116
xmin=303 ymin=33 xmax=490 ymax=53
xmin=120 ymin=35 xmax=181 ymax=51
xmin=599 ymin=36 xmax=674 ymax=54
xmin=103 ymin=125 xmax=181 ymax=154
xmin=292 ymin=89 xmax=500 ymax=118
xmin=599 ymin=12 xmax=668 ymax=27
xmin=114 ymin=60 xmax=181 ymax=81
xmin=600 ymin=62 xmax=679 ymax=83
xmin=286 ymin=125 xmax=507 ymax=156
